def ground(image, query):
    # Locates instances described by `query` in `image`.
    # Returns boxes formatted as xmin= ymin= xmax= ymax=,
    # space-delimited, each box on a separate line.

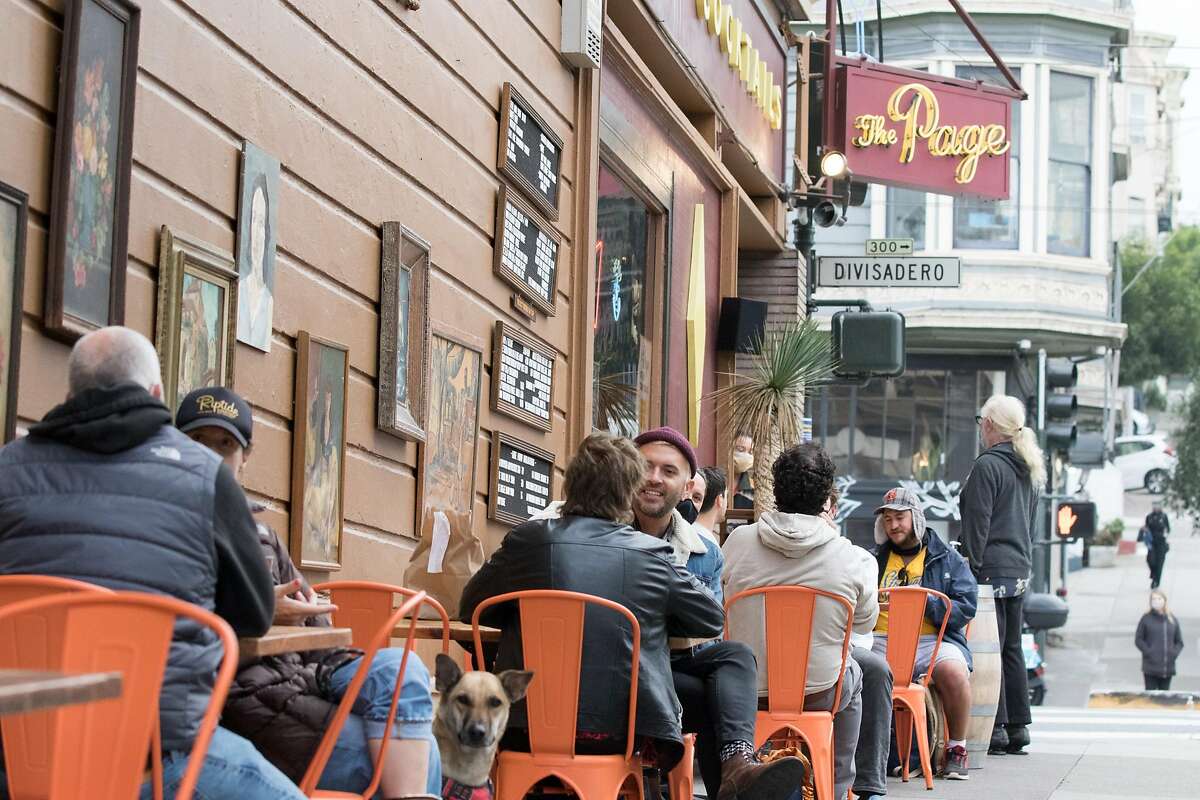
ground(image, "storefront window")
xmin=954 ymin=66 xmax=1020 ymax=250
xmin=594 ymin=164 xmax=654 ymax=436
xmin=1048 ymin=72 xmax=1093 ymax=257
xmin=886 ymin=187 xmax=926 ymax=249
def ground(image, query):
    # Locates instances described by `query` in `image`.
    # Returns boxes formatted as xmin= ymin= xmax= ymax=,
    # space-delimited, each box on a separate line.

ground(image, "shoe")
xmin=716 ymin=753 xmax=808 ymax=800
xmin=987 ymin=725 xmax=1008 ymax=755
xmin=944 ymin=745 xmax=969 ymax=780
xmin=1005 ymin=724 xmax=1030 ymax=754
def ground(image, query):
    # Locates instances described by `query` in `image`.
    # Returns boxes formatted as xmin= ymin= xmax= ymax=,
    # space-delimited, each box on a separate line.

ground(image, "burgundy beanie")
xmin=634 ymin=426 xmax=699 ymax=475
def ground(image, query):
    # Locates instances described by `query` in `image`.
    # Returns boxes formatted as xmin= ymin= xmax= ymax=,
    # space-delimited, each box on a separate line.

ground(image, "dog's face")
xmin=435 ymin=653 xmax=533 ymax=750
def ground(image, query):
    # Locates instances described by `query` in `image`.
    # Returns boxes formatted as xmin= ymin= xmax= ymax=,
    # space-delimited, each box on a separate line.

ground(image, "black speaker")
xmin=717 ymin=298 xmax=767 ymax=353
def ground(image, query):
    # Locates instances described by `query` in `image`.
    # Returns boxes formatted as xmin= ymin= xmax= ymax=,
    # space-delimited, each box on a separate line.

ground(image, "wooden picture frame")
xmin=0 ymin=183 xmax=28 ymax=443
xmin=493 ymin=185 xmax=559 ymax=317
xmin=491 ymin=321 xmax=554 ymax=433
xmin=44 ymin=0 xmax=140 ymax=342
xmin=419 ymin=329 xmax=484 ymax=526
xmin=497 ymin=82 xmax=563 ymax=221
xmin=154 ymin=226 xmax=238 ymax=413
xmin=377 ymin=223 xmax=430 ymax=441
xmin=719 ymin=508 xmax=755 ymax=545
xmin=488 ymin=430 xmax=555 ymax=528
xmin=290 ymin=331 xmax=350 ymax=571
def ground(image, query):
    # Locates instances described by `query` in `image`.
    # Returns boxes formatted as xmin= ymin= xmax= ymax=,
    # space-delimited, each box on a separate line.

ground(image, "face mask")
xmin=1151 ymin=598 xmax=1165 ymax=611
xmin=733 ymin=452 xmax=753 ymax=474
xmin=676 ymin=498 xmax=698 ymax=524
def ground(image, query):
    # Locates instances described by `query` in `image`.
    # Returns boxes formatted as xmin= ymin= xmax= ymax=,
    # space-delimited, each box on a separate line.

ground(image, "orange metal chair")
xmin=312 ymin=580 xmax=451 ymax=655
xmin=297 ymin=590 xmax=429 ymax=799
xmin=0 ymin=590 xmax=238 ymax=800
xmin=724 ymin=586 xmax=854 ymax=800
xmin=470 ymin=590 xmax=644 ymax=800
xmin=878 ymin=586 xmax=952 ymax=790
xmin=666 ymin=733 xmax=696 ymax=800
xmin=0 ymin=574 xmax=110 ymax=607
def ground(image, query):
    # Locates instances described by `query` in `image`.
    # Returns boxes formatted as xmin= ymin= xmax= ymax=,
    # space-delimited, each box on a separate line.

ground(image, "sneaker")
xmin=944 ymin=745 xmax=969 ymax=780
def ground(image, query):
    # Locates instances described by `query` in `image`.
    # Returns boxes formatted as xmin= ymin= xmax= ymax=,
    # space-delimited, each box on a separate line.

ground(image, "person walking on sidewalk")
xmin=1135 ymin=590 xmax=1185 ymax=691
xmin=1145 ymin=503 xmax=1171 ymax=589
xmin=959 ymin=395 xmax=1042 ymax=756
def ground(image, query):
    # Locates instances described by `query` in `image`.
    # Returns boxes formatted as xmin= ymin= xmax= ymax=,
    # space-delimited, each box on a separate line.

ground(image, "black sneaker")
xmin=944 ymin=745 xmax=969 ymax=780
xmin=987 ymin=725 xmax=1008 ymax=755
xmin=1005 ymin=724 xmax=1030 ymax=754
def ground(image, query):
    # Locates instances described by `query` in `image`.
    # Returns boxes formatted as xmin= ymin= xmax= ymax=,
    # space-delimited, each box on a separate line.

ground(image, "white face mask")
xmin=1151 ymin=598 xmax=1166 ymax=611
xmin=733 ymin=451 xmax=753 ymax=474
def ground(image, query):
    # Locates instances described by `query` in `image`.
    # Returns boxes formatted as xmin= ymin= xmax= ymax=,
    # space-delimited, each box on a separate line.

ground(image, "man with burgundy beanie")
xmin=633 ymin=427 xmax=807 ymax=800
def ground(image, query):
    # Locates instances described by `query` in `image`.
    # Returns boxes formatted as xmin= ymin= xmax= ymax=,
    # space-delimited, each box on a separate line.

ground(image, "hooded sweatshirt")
xmin=722 ymin=511 xmax=879 ymax=694
xmin=959 ymin=441 xmax=1036 ymax=583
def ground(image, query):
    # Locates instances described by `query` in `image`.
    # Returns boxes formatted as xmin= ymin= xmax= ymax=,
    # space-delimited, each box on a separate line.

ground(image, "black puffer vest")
xmin=0 ymin=393 xmax=221 ymax=752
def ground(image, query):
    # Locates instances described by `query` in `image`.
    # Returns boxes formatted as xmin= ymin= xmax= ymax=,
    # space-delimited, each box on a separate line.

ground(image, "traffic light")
xmin=1055 ymin=501 xmax=1096 ymax=541
xmin=1044 ymin=358 xmax=1078 ymax=452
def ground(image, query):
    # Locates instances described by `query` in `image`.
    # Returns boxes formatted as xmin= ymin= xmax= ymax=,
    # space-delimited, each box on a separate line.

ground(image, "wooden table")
xmin=395 ymin=620 xmax=502 ymax=643
xmin=0 ymin=669 xmax=123 ymax=716
xmin=238 ymin=625 xmax=353 ymax=658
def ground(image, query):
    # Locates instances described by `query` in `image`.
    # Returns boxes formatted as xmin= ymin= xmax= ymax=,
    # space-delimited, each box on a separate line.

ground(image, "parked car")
xmin=1113 ymin=435 xmax=1176 ymax=493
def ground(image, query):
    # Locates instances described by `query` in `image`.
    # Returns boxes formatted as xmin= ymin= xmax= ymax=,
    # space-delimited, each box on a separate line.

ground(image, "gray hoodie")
xmin=722 ymin=511 xmax=879 ymax=694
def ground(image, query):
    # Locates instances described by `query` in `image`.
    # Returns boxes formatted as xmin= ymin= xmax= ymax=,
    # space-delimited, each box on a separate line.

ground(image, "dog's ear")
xmin=435 ymin=653 xmax=464 ymax=693
xmin=498 ymin=669 xmax=534 ymax=703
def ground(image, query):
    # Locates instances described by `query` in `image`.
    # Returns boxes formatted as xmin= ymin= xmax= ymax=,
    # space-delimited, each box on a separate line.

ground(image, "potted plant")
xmin=708 ymin=319 xmax=835 ymax=518
xmin=1088 ymin=518 xmax=1124 ymax=568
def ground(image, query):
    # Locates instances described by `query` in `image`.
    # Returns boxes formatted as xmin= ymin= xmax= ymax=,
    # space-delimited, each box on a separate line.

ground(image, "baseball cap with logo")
xmin=175 ymin=386 xmax=253 ymax=448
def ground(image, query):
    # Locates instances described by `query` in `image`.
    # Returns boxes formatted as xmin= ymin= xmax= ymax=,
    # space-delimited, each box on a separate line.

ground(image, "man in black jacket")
xmin=1145 ymin=503 xmax=1171 ymax=588
xmin=0 ymin=327 xmax=302 ymax=799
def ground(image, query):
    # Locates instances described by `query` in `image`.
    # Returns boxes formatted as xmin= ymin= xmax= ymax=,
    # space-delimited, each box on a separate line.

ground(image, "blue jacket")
xmin=875 ymin=529 xmax=978 ymax=668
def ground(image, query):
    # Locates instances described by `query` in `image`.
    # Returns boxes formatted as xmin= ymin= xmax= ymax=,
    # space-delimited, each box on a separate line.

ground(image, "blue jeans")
xmin=139 ymin=726 xmax=305 ymax=800
xmin=316 ymin=648 xmax=442 ymax=798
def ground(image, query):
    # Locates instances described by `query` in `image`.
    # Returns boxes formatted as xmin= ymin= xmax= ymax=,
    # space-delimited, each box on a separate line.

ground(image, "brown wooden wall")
xmin=1 ymin=0 xmax=585 ymax=582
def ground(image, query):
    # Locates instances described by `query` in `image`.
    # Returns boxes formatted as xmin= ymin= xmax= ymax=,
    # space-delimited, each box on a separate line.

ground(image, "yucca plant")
xmin=708 ymin=318 xmax=835 ymax=517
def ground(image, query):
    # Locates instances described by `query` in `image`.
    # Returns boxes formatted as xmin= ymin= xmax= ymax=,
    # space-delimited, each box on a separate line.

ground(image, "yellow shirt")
xmin=875 ymin=549 xmax=937 ymax=636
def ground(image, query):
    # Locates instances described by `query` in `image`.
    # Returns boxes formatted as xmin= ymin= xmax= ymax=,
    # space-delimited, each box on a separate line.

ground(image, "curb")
xmin=1088 ymin=690 xmax=1200 ymax=711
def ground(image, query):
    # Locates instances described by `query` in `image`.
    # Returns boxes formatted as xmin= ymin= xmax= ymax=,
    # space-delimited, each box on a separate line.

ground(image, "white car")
xmin=1113 ymin=435 xmax=1176 ymax=493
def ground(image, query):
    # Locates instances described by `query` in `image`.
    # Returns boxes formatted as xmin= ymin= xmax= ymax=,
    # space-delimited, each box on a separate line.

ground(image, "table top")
xmin=0 ymin=669 xmax=123 ymax=715
xmin=238 ymin=625 xmax=353 ymax=658
xmin=396 ymin=619 xmax=502 ymax=643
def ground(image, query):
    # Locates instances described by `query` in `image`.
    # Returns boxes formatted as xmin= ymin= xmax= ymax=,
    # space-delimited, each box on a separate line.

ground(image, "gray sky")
xmin=1135 ymin=0 xmax=1199 ymax=224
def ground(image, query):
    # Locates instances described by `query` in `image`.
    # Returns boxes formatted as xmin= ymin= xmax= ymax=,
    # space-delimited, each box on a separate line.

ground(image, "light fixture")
xmin=820 ymin=149 xmax=848 ymax=179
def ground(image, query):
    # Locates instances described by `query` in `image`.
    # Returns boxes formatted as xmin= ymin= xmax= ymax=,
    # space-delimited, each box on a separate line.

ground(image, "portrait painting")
xmin=155 ymin=227 xmax=238 ymax=412
xmin=423 ymin=332 xmax=482 ymax=518
xmin=291 ymin=332 xmax=349 ymax=571
xmin=45 ymin=0 xmax=139 ymax=341
xmin=377 ymin=223 xmax=430 ymax=441
xmin=235 ymin=141 xmax=281 ymax=352
xmin=0 ymin=183 xmax=28 ymax=442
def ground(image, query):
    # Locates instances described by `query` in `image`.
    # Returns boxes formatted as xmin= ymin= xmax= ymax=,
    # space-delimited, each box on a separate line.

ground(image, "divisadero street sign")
xmin=817 ymin=256 xmax=961 ymax=288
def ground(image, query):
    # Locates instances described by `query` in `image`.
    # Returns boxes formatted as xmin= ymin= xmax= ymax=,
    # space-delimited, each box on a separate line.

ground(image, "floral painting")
xmin=424 ymin=334 xmax=481 ymax=515
xmin=236 ymin=142 xmax=281 ymax=352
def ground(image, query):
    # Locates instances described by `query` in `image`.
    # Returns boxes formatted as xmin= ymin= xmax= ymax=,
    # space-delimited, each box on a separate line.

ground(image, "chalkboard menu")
xmin=491 ymin=321 xmax=554 ymax=432
xmin=493 ymin=186 xmax=559 ymax=316
xmin=498 ymin=83 xmax=563 ymax=221
xmin=488 ymin=431 xmax=555 ymax=527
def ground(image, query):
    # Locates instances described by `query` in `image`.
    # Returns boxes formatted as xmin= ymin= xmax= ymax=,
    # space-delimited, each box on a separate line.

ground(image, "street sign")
xmin=865 ymin=238 xmax=914 ymax=256
xmin=817 ymin=256 xmax=961 ymax=288
xmin=1055 ymin=501 xmax=1096 ymax=541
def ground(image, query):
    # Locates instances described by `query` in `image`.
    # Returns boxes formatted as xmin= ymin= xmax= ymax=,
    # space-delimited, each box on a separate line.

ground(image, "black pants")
xmin=993 ymin=594 xmax=1031 ymax=728
xmin=1145 ymin=674 xmax=1172 ymax=691
xmin=1148 ymin=538 xmax=1168 ymax=586
xmin=672 ymin=640 xmax=759 ymax=794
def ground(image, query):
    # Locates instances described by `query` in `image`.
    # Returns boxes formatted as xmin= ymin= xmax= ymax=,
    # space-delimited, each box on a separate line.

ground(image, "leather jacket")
xmin=459 ymin=515 xmax=725 ymax=760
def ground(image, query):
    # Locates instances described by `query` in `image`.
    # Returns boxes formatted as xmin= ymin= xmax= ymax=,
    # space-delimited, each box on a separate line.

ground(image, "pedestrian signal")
xmin=1055 ymin=501 xmax=1096 ymax=541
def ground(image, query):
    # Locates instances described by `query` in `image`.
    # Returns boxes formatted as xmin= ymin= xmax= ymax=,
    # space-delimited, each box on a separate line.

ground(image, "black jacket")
xmin=1135 ymin=611 xmax=1184 ymax=677
xmin=0 ymin=383 xmax=273 ymax=750
xmin=959 ymin=442 xmax=1036 ymax=582
xmin=459 ymin=515 xmax=725 ymax=764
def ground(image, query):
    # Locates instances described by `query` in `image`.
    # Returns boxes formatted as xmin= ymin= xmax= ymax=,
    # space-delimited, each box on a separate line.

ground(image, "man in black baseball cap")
xmin=176 ymin=387 xmax=254 ymax=479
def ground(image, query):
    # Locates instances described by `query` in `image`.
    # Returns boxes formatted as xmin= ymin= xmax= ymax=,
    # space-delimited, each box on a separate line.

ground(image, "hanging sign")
xmin=494 ymin=186 xmax=559 ymax=316
xmin=491 ymin=322 xmax=555 ymax=432
xmin=838 ymin=62 xmax=1014 ymax=199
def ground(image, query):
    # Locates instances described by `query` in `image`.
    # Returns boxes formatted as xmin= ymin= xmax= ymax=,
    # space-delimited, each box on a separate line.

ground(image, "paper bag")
xmin=403 ymin=506 xmax=483 ymax=619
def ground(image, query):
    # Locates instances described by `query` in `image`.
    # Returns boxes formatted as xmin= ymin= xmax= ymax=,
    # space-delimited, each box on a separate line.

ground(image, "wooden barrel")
xmin=965 ymin=584 xmax=1002 ymax=769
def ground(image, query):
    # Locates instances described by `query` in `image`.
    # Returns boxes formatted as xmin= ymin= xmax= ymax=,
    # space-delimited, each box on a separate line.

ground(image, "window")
xmin=594 ymin=164 xmax=660 ymax=437
xmin=1128 ymin=196 xmax=1147 ymax=238
xmin=954 ymin=66 xmax=1020 ymax=249
xmin=886 ymin=187 xmax=926 ymax=249
xmin=1048 ymin=72 xmax=1093 ymax=257
xmin=1129 ymin=88 xmax=1148 ymax=146
xmin=377 ymin=224 xmax=429 ymax=440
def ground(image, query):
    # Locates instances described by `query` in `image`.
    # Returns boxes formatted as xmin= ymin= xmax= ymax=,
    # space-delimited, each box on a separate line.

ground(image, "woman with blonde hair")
xmin=960 ymin=394 xmax=1043 ymax=755
xmin=1135 ymin=590 xmax=1185 ymax=690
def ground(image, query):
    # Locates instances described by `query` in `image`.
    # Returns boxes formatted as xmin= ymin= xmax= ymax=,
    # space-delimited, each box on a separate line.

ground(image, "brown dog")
xmin=433 ymin=653 xmax=533 ymax=794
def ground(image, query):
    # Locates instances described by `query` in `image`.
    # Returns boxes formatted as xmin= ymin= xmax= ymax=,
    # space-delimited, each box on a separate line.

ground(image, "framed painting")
xmin=155 ymin=226 xmax=238 ymax=413
xmin=0 ymin=183 xmax=28 ymax=443
xmin=44 ymin=0 xmax=140 ymax=342
xmin=420 ymin=330 xmax=483 ymax=523
xmin=290 ymin=332 xmax=349 ymax=571
xmin=377 ymin=223 xmax=430 ymax=441
xmin=235 ymin=141 xmax=281 ymax=352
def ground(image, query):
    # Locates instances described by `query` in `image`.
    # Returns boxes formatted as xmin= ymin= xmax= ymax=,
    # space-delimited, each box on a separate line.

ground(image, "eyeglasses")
xmin=974 ymin=415 xmax=984 ymax=426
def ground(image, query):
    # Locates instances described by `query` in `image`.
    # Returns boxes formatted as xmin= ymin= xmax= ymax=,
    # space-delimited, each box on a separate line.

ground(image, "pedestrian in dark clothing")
xmin=1135 ymin=590 xmax=1184 ymax=690
xmin=1145 ymin=503 xmax=1171 ymax=589
xmin=959 ymin=395 xmax=1043 ymax=756
xmin=0 ymin=327 xmax=301 ymax=800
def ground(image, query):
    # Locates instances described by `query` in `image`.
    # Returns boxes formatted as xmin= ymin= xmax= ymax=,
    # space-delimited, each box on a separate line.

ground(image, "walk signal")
xmin=1055 ymin=501 xmax=1096 ymax=540
xmin=1044 ymin=358 xmax=1078 ymax=452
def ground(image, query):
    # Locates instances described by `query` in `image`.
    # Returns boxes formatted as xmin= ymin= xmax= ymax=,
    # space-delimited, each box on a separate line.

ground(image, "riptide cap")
xmin=175 ymin=386 xmax=253 ymax=448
